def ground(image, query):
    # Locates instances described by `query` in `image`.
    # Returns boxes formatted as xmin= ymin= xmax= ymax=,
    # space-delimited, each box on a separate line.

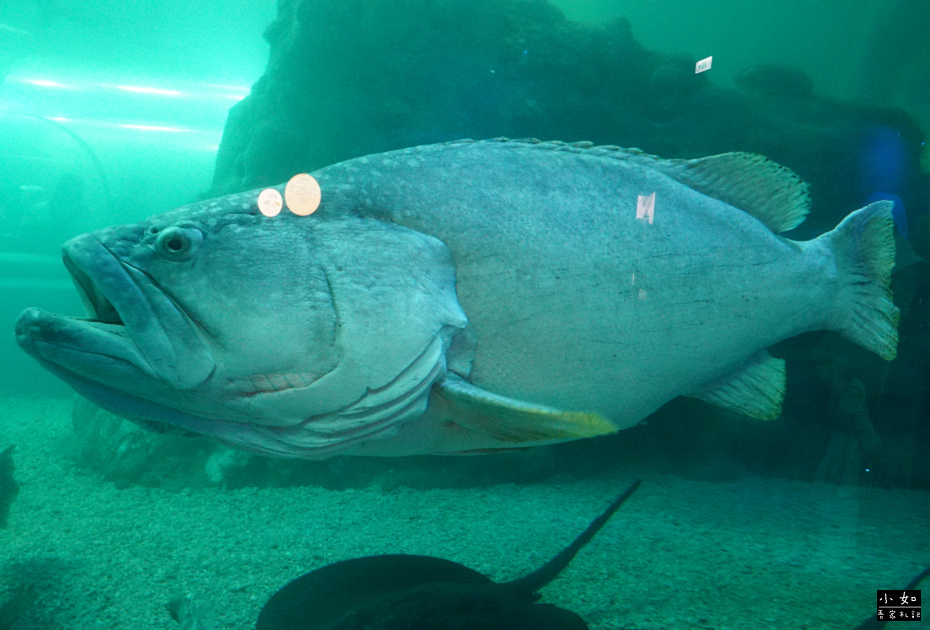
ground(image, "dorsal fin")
xmin=654 ymin=152 xmax=810 ymax=233
xmin=443 ymin=139 xmax=811 ymax=234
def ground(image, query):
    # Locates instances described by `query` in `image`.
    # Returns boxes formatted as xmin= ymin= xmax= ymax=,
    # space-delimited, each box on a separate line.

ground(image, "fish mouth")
xmin=15 ymin=234 xmax=215 ymax=392
xmin=63 ymin=250 xmax=124 ymax=327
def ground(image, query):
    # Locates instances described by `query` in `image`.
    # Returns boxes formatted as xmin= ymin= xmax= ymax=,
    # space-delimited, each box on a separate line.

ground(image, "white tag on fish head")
xmin=285 ymin=174 xmax=322 ymax=216
xmin=258 ymin=188 xmax=283 ymax=217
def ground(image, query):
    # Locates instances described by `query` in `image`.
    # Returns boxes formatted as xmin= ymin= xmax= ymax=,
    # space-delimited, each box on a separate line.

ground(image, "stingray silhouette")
xmin=255 ymin=479 xmax=641 ymax=630
xmin=252 ymin=477 xmax=926 ymax=630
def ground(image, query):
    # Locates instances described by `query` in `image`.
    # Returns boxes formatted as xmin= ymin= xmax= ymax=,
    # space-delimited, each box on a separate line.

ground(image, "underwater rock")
xmin=212 ymin=0 xmax=925 ymax=242
xmin=735 ymin=63 xmax=814 ymax=99
xmin=859 ymin=0 xmax=930 ymax=129
xmin=166 ymin=594 xmax=215 ymax=630
xmin=0 ymin=446 xmax=18 ymax=528
xmin=204 ymin=447 xmax=251 ymax=486
xmin=910 ymin=215 xmax=930 ymax=259
xmin=0 ymin=584 xmax=37 ymax=630
xmin=815 ymin=377 xmax=882 ymax=486
xmin=255 ymin=479 xmax=641 ymax=630
xmin=69 ymin=397 xmax=216 ymax=489
xmin=65 ymin=398 xmax=566 ymax=490
xmin=213 ymin=0 xmax=711 ymax=194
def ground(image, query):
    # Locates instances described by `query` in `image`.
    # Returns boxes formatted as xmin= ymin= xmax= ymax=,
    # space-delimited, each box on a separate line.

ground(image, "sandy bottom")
xmin=2 ymin=397 xmax=928 ymax=629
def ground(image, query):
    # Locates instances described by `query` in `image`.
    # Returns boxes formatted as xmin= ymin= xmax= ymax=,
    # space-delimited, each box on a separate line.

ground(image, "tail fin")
xmin=821 ymin=201 xmax=899 ymax=360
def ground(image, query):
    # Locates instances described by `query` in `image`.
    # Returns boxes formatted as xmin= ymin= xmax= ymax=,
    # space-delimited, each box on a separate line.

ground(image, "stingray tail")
xmin=821 ymin=200 xmax=899 ymax=360
xmin=503 ymin=478 xmax=641 ymax=596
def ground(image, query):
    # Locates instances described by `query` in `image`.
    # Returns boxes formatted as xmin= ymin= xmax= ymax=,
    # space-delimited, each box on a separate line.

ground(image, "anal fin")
xmin=433 ymin=375 xmax=617 ymax=444
xmin=688 ymin=351 xmax=786 ymax=420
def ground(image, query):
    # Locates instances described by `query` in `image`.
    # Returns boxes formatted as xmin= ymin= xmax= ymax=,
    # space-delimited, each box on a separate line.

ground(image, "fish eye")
xmin=155 ymin=226 xmax=203 ymax=261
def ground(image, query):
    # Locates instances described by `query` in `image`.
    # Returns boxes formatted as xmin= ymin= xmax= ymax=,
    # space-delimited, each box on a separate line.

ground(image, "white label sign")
xmin=695 ymin=56 xmax=713 ymax=74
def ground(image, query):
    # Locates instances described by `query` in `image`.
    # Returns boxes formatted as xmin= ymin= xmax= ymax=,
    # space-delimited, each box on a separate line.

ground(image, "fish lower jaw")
xmin=15 ymin=307 xmax=157 ymax=382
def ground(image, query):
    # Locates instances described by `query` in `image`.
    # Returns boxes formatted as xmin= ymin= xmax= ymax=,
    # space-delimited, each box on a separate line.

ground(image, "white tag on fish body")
xmin=636 ymin=193 xmax=656 ymax=224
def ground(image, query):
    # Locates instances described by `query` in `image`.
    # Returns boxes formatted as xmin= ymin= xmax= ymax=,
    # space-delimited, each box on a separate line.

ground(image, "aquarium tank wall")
xmin=1 ymin=1 xmax=928 ymax=628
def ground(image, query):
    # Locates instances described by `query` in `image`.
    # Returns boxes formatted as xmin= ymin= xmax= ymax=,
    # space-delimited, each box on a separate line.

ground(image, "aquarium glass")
xmin=1 ymin=1 xmax=928 ymax=628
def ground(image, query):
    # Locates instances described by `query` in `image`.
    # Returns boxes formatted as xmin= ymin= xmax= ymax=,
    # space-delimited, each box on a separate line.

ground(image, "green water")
xmin=1 ymin=1 xmax=928 ymax=628
xmin=554 ymin=0 xmax=929 ymax=128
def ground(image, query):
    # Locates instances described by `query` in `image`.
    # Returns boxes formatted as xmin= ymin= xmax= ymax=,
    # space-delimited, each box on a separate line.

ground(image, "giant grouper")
xmin=16 ymin=139 xmax=898 ymax=458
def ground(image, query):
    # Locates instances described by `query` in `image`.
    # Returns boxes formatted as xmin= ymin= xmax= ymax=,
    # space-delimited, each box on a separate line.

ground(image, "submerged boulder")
xmin=212 ymin=0 xmax=925 ymax=240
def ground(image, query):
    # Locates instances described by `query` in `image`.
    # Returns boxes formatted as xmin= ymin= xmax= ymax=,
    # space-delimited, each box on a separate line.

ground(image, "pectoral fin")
xmin=433 ymin=375 xmax=617 ymax=444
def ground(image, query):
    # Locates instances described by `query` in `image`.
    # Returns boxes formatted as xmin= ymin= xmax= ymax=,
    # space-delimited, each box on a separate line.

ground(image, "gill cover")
xmin=239 ymin=217 xmax=468 ymax=430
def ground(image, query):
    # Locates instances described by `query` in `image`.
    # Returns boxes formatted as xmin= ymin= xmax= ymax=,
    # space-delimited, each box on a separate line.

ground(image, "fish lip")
xmin=61 ymin=235 xmax=148 ymax=351
xmin=63 ymin=248 xmax=123 ymax=326
xmin=14 ymin=305 xmax=156 ymax=381
xmin=20 ymin=233 xmax=214 ymax=392
xmin=13 ymin=236 xmax=162 ymax=383
xmin=59 ymin=233 xmax=215 ymax=389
